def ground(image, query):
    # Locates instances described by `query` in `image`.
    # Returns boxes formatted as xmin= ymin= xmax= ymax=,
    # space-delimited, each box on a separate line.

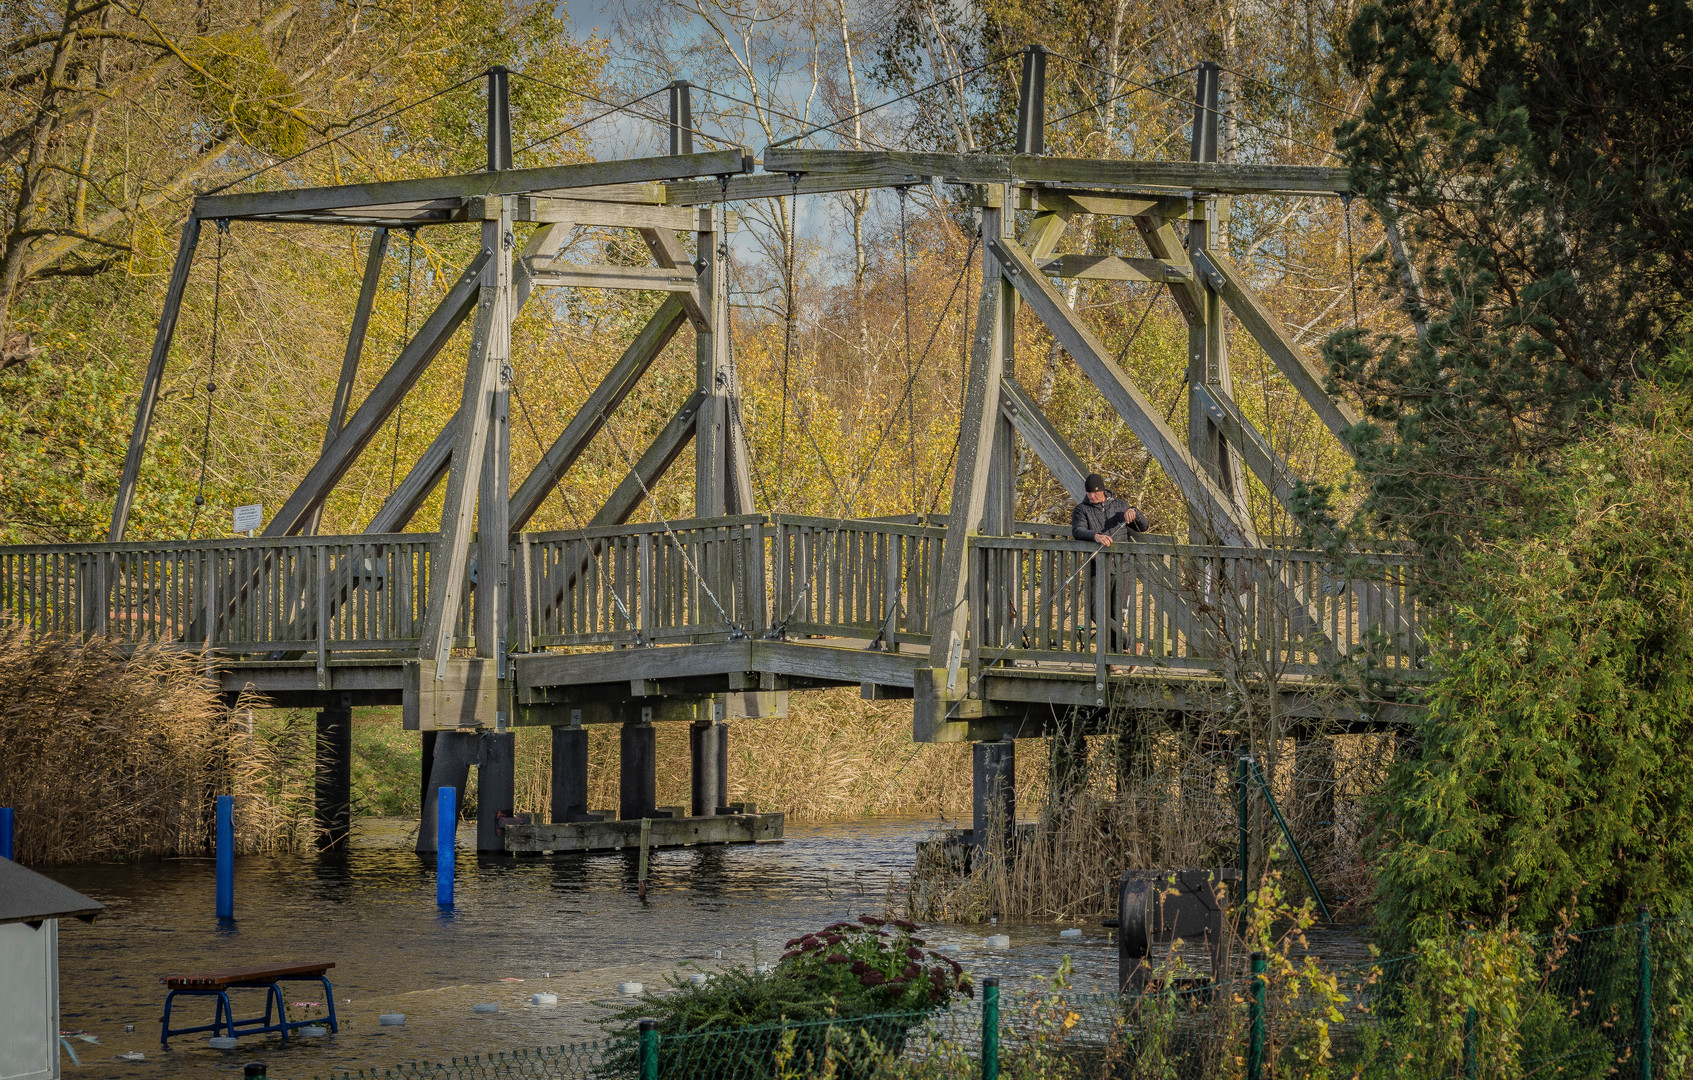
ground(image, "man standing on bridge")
xmin=1071 ymin=473 xmax=1148 ymax=662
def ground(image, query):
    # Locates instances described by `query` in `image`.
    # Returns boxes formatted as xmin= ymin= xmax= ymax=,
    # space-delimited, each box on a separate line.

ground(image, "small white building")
xmin=0 ymin=859 xmax=102 ymax=1080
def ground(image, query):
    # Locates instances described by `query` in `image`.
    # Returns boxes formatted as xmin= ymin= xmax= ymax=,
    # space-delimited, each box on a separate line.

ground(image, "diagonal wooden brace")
xmin=988 ymin=236 xmax=1257 ymax=548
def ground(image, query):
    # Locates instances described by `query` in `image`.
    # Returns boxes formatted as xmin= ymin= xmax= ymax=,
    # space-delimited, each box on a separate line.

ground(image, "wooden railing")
xmin=972 ymin=537 xmax=1424 ymax=678
xmin=518 ymin=517 xmax=766 ymax=649
xmin=0 ymin=519 xmax=1425 ymax=680
xmin=0 ymin=536 xmax=437 ymax=664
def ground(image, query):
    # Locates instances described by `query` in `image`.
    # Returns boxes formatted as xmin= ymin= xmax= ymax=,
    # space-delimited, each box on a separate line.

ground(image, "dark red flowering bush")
xmin=777 ymin=914 xmax=971 ymax=1012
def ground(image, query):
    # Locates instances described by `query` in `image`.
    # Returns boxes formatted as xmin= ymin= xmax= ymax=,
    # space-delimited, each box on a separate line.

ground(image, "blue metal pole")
xmin=437 ymin=787 xmax=456 ymax=907
xmin=0 ymin=806 xmax=14 ymax=860
xmin=215 ymin=796 xmax=234 ymax=920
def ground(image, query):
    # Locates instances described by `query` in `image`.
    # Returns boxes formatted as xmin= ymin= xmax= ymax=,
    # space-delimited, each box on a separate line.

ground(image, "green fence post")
xmin=1238 ymin=751 xmax=1250 ymax=904
xmin=639 ymin=1018 xmax=658 ymax=1080
xmin=1463 ymin=1005 xmax=1476 ymax=1080
xmin=982 ymin=976 xmax=1000 ymax=1080
xmin=1639 ymin=906 xmax=1652 ymax=1080
xmin=1248 ymin=952 xmax=1266 ymax=1080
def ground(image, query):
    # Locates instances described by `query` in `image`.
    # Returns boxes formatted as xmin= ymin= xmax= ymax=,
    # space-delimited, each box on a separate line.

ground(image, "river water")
xmin=39 ymin=816 xmax=1370 ymax=1080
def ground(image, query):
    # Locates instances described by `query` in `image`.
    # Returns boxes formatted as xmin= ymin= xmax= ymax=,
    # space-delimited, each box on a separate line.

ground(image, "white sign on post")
xmin=232 ymin=503 xmax=263 ymax=534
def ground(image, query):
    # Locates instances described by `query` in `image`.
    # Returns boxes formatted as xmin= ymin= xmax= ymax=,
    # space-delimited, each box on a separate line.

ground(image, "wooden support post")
xmin=267 ymin=248 xmax=491 ymax=537
xmin=1186 ymin=65 xmax=1251 ymax=541
xmin=926 ymin=204 xmax=1010 ymax=680
xmin=422 ymin=201 xmax=512 ymax=672
xmin=314 ymin=695 xmax=354 ymax=851
xmin=476 ymin=730 xmax=515 ymax=853
xmin=508 ymin=298 xmax=688 ymax=532
xmin=694 ymin=206 xmax=727 ymax=518
xmin=551 ymin=723 xmax=590 ymax=822
xmin=109 ymin=216 xmax=202 ymax=541
xmin=308 ymin=228 xmax=390 ymax=535
xmin=988 ymin=236 xmax=1257 ymax=547
xmin=972 ymin=739 xmax=1016 ymax=853
xmin=619 ymin=714 xmax=658 ymax=821
xmin=690 ymin=719 xmax=724 ymax=816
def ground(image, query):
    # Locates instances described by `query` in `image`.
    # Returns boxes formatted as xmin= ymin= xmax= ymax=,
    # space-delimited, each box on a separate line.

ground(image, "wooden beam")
xmin=423 ymin=207 xmax=512 ymax=670
xmin=508 ymin=297 xmax=689 ymax=532
xmin=988 ymin=236 xmax=1257 ymax=547
xmin=927 ymin=206 xmax=1010 ymax=671
xmin=529 ymin=265 xmax=700 ymax=292
xmin=1035 ymin=190 xmax=1171 ymax=218
xmin=519 ymin=197 xmax=697 ymax=231
xmin=368 ymin=415 xmax=454 ymax=532
xmin=1133 ymin=216 xmax=1201 ymax=323
xmin=1191 ymin=383 xmax=1301 ymax=510
xmin=1038 ymin=254 xmax=1191 ymax=284
xmin=264 ymin=248 xmax=492 ymax=537
xmin=760 ymin=149 xmax=1352 ymax=196
xmin=999 ymin=376 xmax=1087 ymax=500
xmin=193 ymin=149 xmax=752 ymax=221
xmin=588 ymin=389 xmax=707 ymax=527
xmin=307 ymin=227 xmax=390 ymax=535
xmin=639 ymin=227 xmax=709 ymax=330
xmin=662 ymin=165 xmax=922 ymax=206
xmin=1196 ymin=249 xmax=1361 ymax=446
xmin=109 ymin=216 xmax=202 ymax=541
xmin=532 ymin=182 xmax=667 ymax=203
xmin=362 ymin=223 xmax=561 ymax=536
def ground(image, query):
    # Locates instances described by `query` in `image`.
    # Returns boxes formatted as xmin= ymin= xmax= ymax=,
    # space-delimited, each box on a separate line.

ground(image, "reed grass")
xmin=903 ymin=708 xmax=1394 ymax=924
xmin=0 ymin=620 xmax=312 ymax=864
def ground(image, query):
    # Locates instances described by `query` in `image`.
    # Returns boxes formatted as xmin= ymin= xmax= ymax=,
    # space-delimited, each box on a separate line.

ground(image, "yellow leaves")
xmin=183 ymin=29 xmax=308 ymax=157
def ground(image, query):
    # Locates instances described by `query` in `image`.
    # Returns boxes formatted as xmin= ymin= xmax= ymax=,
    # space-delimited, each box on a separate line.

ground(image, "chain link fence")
xmin=316 ymin=912 xmax=1691 ymax=1080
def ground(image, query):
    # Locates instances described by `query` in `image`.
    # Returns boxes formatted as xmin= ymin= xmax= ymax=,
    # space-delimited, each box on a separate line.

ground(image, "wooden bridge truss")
xmin=1 ymin=58 xmax=1425 ymax=849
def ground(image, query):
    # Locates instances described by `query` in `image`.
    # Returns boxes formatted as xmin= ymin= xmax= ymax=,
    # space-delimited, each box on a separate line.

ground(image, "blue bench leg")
xmin=219 ymin=991 xmax=234 ymax=1038
xmin=320 ymin=976 xmax=338 ymax=1034
xmin=160 ymin=990 xmax=176 ymax=1046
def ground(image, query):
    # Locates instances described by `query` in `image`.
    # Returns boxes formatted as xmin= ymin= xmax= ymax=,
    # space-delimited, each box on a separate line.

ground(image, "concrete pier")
xmin=417 ymin=731 xmax=476 ymax=854
xmin=551 ymin=726 xmax=592 ymax=822
xmin=972 ymin=739 xmax=1016 ymax=850
xmin=690 ymin=720 xmax=728 ymax=816
xmin=619 ymin=720 xmax=659 ymax=820
xmin=314 ymin=697 xmax=353 ymax=851
xmin=476 ymin=731 xmax=515 ymax=854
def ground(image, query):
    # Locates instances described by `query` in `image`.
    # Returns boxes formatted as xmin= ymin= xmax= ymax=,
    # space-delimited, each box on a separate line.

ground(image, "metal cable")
xmin=388 ymin=228 xmax=416 ymax=494
xmin=187 ymin=224 xmax=227 ymax=536
xmin=203 ymin=73 xmax=484 ymax=196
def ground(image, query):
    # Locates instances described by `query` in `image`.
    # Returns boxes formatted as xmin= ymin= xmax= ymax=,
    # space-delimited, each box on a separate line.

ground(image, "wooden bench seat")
xmin=163 ymin=961 xmax=334 ymax=991
xmin=159 ymin=961 xmax=337 ymax=1045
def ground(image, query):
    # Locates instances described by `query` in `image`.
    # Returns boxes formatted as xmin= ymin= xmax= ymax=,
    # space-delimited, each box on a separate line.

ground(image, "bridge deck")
xmin=0 ymin=514 xmax=1424 ymax=736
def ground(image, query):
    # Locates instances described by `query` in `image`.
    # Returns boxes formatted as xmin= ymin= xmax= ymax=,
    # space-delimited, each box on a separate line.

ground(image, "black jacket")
xmin=1071 ymin=495 xmax=1149 ymax=543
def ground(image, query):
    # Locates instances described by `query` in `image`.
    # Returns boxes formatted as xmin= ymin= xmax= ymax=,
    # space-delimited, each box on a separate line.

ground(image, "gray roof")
xmin=0 ymin=859 xmax=103 ymax=926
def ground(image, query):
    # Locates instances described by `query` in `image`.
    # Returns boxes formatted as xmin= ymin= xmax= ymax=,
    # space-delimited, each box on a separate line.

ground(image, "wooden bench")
xmin=160 ymin=962 xmax=336 ymax=1046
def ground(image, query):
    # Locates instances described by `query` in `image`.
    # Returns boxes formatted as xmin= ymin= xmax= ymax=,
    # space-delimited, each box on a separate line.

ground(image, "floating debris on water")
xmin=117 ymin=1052 xmax=145 ymax=1062
xmin=617 ymin=982 xmax=643 ymax=995
xmin=690 ymin=973 xmax=708 ymax=986
xmin=471 ymin=1003 xmax=498 ymax=1014
xmin=209 ymin=1036 xmax=238 ymax=1049
xmin=1059 ymin=928 xmax=1083 ymax=939
xmin=379 ymin=1013 xmax=406 ymax=1026
xmin=986 ymin=935 xmax=1011 ymax=949
xmin=530 ymin=993 xmax=558 ymax=1006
